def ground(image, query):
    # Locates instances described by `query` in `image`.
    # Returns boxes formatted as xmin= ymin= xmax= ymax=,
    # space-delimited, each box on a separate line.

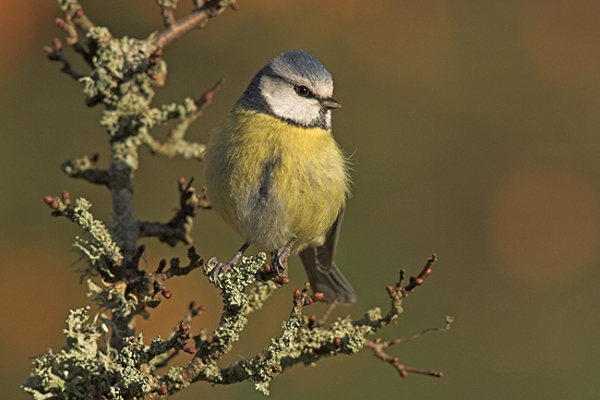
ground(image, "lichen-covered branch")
xmin=141 ymin=79 xmax=224 ymax=161
xmin=25 ymin=2 xmax=450 ymax=399
xmin=191 ymin=285 xmax=367 ymax=395
xmin=87 ymin=245 xmax=203 ymax=316
xmin=154 ymin=255 xmax=447 ymax=397
xmin=44 ymin=192 xmax=123 ymax=271
xmin=22 ymin=307 xmax=195 ymax=400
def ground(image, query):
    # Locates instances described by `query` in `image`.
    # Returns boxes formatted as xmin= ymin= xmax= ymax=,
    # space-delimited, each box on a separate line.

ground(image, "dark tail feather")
xmin=299 ymin=247 xmax=356 ymax=305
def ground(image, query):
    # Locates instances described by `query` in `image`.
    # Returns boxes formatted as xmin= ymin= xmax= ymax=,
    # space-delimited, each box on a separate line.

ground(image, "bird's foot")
xmin=208 ymin=257 xmax=234 ymax=283
xmin=271 ymin=244 xmax=292 ymax=287
xmin=208 ymin=242 xmax=251 ymax=283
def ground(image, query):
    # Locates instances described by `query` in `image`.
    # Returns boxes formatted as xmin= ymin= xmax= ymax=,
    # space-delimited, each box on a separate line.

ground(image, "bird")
xmin=204 ymin=50 xmax=356 ymax=304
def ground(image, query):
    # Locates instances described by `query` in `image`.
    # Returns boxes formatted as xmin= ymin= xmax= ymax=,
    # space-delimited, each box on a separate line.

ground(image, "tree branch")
xmin=61 ymin=154 xmax=111 ymax=186
xmin=43 ymin=36 xmax=84 ymax=80
xmin=154 ymin=0 xmax=238 ymax=48
xmin=364 ymin=315 xmax=453 ymax=378
xmin=142 ymin=78 xmax=224 ymax=161
xmin=138 ymin=177 xmax=209 ymax=247
xmin=25 ymin=2 xmax=451 ymax=399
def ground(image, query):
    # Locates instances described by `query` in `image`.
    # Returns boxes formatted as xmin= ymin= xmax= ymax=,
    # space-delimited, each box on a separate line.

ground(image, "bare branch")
xmin=43 ymin=36 xmax=84 ymax=80
xmin=364 ymin=315 xmax=453 ymax=378
xmin=138 ymin=177 xmax=208 ymax=246
xmin=55 ymin=6 xmax=95 ymax=66
xmin=154 ymin=0 xmax=238 ymax=48
xmin=364 ymin=338 xmax=443 ymax=378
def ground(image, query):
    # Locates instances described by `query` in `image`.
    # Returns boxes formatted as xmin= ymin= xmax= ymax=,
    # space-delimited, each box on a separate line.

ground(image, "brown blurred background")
xmin=3 ymin=1 xmax=600 ymax=399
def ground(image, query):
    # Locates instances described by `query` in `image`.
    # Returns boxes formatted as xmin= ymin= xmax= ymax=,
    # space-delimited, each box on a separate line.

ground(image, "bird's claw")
xmin=209 ymin=256 xmax=232 ymax=283
xmin=271 ymin=245 xmax=291 ymax=287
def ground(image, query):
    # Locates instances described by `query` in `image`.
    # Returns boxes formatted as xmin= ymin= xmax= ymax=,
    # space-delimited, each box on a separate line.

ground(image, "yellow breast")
xmin=204 ymin=107 xmax=349 ymax=252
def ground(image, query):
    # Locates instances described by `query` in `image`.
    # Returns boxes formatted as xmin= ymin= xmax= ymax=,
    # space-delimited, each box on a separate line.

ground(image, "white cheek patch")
xmin=260 ymin=76 xmax=323 ymax=126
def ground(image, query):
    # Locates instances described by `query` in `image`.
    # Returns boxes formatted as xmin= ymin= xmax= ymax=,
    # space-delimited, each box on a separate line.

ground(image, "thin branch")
xmin=364 ymin=338 xmax=443 ymax=378
xmin=317 ymin=301 xmax=337 ymax=327
xmin=43 ymin=192 xmax=123 ymax=269
xmin=43 ymin=37 xmax=84 ymax=80
xmin=368 ymin=253 xmax=438 ymax=331
xmin=136 ymin=246 xmax=204 ymax=300
xmin=154 ymin=0 xmax=238 ymax=48
xmin=56 ymin=6 xmax=95 ymax=66
xmin=62 ymin=3 xmax=95 ymax=39
xmin=161 ymin=6 xmax=176 ymax=28
xmin=62 ymin=154 xmax=111 ymax=186
xmin=188 ymin=78 xmax=225 ymax=126
xmin=388 ymin=315 xmax=454 ymax=346
xmin=165 ymin=283 xmax=324 ymax=394
xmin=146 ymin=48 xmax=166 ymax=85
xmin=143 ymin=79 xmax=224 ymax=161
xmin=402 ymin=253 xmax=436 ymax=294
xmin=138 ymin=177 xmax=208 ymax=246
xmin=154 ymin=318 xmax=203 ymax=371
xmin=360 ymin=258 xmax=450 ymax=379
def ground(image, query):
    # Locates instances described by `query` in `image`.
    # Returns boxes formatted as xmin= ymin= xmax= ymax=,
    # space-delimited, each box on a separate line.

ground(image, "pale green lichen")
xmin=71 ymin=198 xmax=123 ymax=272
xmin=87 ymin=279 xmax=150 ymax=320
xmin=23 ymin=308 xmax=118 ymax=400
xmin=58 ymin=0 xmax=80 ymax=12
xmin=243 ymin=315 xmax=371 ymax=394
xmin=206 ymin=254 xmax=269 ymax=351
xmin=247 ymin=281 xmax=278 ymax=313
xmin=156 ymin=0 xmax=179 ymax=8
xmin=22 ymin=308 xmax=182 ymax=399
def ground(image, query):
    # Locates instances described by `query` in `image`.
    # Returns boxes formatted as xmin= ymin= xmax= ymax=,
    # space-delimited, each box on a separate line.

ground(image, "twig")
xmin=143 ymin=79 xmax=224 ymax=161
xmin=43 ymin=192 xmax=123 ymax=268
xmin=388 ymin=315 xmax=454 ymax=346
xmin=43 ymin=37 xmax=84 ymax=80
xmin=138 ymin=177 xmax=206 ymax=246
xmin=360 ymin=257 xmax=450 ymax=379
xmin=373 ymin=253 xmax=438 ymax=330
xmin=153 ymin=304 xmax=207 ymax=369
xmin=161 ymin=5 xmax=176 ymax=28
xmin=56 ymin=6 xmax=95 ymax=66
xmin=364 ymin=333 xmax=447 ymax=378
xmin=145 ymin=246 xmax=204 ymax=300
xmin=62 ymin=154 xmax=110 ymax=186
xmin=61 ymin=3 xmax=95 ymax=40
xmin=402 ymin=253 xmax=436 ymax=294
xmin=154 ymin=0 xmax=238 ymax=48
xmin=290 ymin=284 xmax=325 ymax=318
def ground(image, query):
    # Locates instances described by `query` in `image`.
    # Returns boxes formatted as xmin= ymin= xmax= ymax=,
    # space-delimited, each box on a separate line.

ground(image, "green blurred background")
xmin=3 ymin=1 xmax=600 ymax=399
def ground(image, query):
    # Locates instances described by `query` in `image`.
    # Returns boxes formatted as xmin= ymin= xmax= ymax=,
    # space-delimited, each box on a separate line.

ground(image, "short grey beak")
xmin=320 ymin=97 xmax=342 ymax=110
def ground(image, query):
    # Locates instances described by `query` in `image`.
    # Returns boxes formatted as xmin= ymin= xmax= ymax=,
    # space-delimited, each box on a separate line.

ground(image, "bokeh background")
xmin=2 ymin=1 xmax=600 ymax=399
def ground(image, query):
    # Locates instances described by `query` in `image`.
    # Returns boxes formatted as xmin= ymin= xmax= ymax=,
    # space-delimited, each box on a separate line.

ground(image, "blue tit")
xmin=204 ymin=50 xmax=355 ymax=304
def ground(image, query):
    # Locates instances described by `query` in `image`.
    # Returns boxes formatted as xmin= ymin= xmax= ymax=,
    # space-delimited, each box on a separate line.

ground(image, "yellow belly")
xmin=204 ymin=107 xmax=349 ymax=252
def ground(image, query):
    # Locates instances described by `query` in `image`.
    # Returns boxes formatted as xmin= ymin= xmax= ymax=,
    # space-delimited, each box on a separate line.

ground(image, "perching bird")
xmin=204 ymin=50 xmax=355 ymax=304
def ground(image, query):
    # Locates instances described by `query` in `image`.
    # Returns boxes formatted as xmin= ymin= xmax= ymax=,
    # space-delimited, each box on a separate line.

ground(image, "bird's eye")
xmin=294 ymin=85 xmax=311 ymax=97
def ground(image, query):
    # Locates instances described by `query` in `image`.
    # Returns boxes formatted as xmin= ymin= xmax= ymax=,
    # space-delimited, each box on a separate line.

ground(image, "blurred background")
xmin=2 ymin=0 xmax=600 ymax=399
